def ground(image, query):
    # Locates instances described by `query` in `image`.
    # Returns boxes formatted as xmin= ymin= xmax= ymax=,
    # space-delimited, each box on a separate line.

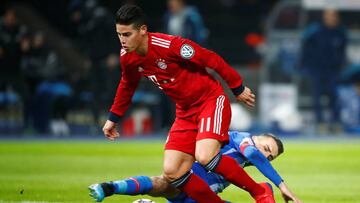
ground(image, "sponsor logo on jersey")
xmin=180 ymin=44 xmax=195 ymax=59
xmin=155 ymin=59 xmax=167 ymax=70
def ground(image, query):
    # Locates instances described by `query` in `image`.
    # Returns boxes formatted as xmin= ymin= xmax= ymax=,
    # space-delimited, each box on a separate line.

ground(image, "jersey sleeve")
xmin=169 ymin=37 xmax=245 ymax=95
xmin=241 ymin=145 xmax=283 ymax=187
xmin=109 ymin=57 xmax=141 ymax=122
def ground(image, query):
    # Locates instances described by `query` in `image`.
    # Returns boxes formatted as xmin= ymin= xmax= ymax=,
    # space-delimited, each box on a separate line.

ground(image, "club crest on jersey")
xmin=180 ymin=44 xmax=195 ymax=59
xmin=156 ymin=59 xmax=167 ymax=70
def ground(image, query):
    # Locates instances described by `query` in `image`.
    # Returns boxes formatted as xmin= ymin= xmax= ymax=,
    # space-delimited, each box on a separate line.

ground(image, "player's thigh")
xmin=195 ymin=94 xmax=231 ymax=163
xmin=197 ymin=94 xmax=231 ymax=141
xmin=163 ymin=149 xmax=194 ymax=181
xmin=165 ymin=118 xmax=198 ymax=155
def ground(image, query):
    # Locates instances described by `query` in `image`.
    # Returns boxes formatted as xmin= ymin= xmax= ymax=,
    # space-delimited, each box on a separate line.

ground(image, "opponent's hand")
xmin=281 ymin=192 xmax=302 ymax=203
xmin=103 ymin=120 xmax=120 ymax=141
xmin=235 ymin=86 xmax=255 ymax=107
xmin=279 ymin=182 xmax=302 ymax=203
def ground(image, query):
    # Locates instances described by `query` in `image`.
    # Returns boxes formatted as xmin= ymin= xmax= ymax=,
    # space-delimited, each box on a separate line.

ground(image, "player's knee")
xmin=163 ymin=165 xmax=181 ymax=182
xmin=195 ymin=139 xmax=221 ymax=165
xmin=195 ymin=152 xmax=215 ymax=166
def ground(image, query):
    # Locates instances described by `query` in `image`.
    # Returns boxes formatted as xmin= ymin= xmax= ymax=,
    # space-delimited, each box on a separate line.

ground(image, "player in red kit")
xmin=100 ymin=4 xmax=275 ymax=203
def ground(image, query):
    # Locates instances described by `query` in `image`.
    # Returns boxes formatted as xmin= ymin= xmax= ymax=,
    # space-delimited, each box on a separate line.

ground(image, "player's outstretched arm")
xmin=103 ymin=120 xmax=120 ymax=141
xmin=278 ymin=182 xmax=302 ymax=203
xmin=235 ymin=86 xmax=256 ymax=107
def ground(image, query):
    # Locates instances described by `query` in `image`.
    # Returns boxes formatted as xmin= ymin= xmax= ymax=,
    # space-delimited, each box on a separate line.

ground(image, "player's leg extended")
xmin=88 ymin=175 xmax=182 ymax=202
xmin=163 ymin=149 xmax=227 ymax=203
xmin=88 ymin=175 xmax=154 ymax=202
xmin=195 ymin=95 xmax=275 ymax=203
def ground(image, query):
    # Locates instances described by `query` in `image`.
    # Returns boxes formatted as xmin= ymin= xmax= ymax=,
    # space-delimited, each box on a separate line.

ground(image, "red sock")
xmin=181 ymin=173 xmax=226 ymax=203
xmin=214 ymin=155 xmax=264 ymax=197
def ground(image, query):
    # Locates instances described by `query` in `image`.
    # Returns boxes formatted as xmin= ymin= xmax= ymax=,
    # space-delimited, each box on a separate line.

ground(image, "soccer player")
xmin=102 ymin=4 xmax=274 ymax=203
xmin=89 ymin=132 xmax=302 ymax=203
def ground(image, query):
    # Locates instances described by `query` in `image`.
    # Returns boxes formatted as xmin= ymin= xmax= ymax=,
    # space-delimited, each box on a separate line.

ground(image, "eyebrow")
xmin=266 ymin=144 xmax=272 ymax=153
xmin=117 ymin=32 xmax=131 ymax=35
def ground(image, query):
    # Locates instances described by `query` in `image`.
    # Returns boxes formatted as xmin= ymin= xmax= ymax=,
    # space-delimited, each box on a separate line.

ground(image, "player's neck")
xmin=135 ymin=34 xmax=148 ymax=56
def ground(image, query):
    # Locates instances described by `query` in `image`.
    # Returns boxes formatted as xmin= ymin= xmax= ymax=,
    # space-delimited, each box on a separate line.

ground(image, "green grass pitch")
xmin=1 ymin=138 xmax=360 ymax=203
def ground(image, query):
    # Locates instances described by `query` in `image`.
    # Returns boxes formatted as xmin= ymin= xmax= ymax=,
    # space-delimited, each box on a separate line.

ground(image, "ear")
xmin=140 ymin=25 xmax=147 ymax=35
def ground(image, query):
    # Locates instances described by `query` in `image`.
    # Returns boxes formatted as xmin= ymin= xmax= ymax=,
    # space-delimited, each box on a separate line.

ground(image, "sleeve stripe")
xmin=151 ymin=36 xmax=171 ymax=43
xmin=151 ymin=42 xmax=169 ymax=48
xmin=152 ymin=38 xmax=170 ymax=46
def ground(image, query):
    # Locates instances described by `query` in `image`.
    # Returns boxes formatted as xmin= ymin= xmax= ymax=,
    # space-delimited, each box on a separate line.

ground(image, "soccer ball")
xmin=132 ymin=199 xmax=155 ymax=203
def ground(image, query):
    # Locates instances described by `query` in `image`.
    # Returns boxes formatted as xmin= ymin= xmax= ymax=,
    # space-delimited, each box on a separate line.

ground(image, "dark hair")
xmin=115 ymin=4 xmax=147 ymax=28
xmin=260 ymin=133 xmax=284 ymax=155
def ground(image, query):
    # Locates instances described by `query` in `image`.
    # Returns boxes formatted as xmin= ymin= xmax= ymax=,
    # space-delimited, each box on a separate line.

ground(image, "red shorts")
xmin=165 ymin=95 xmax=231 ymax=156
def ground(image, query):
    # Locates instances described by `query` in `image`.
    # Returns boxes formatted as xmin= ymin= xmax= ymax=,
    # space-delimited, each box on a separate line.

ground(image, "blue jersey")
xmin=168 ymin=131 xmax=283 ymax=203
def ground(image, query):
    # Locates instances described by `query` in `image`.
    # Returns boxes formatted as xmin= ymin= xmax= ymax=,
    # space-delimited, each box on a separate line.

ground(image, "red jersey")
xmin=110 ymin=32 xmax=243 ymax=119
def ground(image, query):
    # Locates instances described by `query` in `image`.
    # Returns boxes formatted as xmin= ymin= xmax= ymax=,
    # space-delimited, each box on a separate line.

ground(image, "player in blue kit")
xmin=89 ymin=131 xmax=302 ymax=203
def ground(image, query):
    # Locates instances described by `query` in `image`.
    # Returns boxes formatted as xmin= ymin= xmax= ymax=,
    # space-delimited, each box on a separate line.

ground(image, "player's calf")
xmin=204 ymin=153 xmax=269 ymax=200
xmin=169 ymin=170 xmax=227 ymax=203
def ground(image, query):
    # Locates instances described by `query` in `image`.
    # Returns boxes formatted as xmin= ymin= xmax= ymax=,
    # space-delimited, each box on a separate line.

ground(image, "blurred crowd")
xmin=0 ymin=8 xmax=72 ymax=135
xmin=0 ymin=1 xmax=120 ymax=135
xmin=1 ymin=0 xmax=359 ymax=136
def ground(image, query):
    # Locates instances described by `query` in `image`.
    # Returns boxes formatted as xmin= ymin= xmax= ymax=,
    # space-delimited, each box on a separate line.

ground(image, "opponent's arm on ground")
xmin=169 ymin=37 xmax=255 ymax=107
xmin=278 ymin=182 xmax=302 ymax=203
xmin=240 ymin=143 xmax=302 ymax=203
xmin=240 ymin=144 xmax=283 ymax=186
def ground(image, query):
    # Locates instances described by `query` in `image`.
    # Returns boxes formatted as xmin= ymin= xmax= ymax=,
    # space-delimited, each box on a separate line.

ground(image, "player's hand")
xmin=235 ymin=86 xmax=255 ymax=107
xmin=281 ymin=192 xmax=302 ymax=203
xmin=103 ymin=120 xmax=120 ymax=141
xmin=279 ymin=182 xmax=302 ymax=203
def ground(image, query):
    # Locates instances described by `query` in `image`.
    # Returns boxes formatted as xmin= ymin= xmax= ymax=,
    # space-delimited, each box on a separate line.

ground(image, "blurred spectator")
xmin=68 ymin=0 xmax=119 ymax=60
xmin=300 ymin=9 xmax=348 ymax=132
xmin=163 ymin=0 xmax=208 ymax=45
xmin=101 ymin=54 xmax=120 ymax=107
xmin=37 ymin=79 xmax=72 ymax=136
xmin=21 ymin=31 xmax=71 ymax=135
xmin=0 ymin=8 xmax=27 ymax=106
xmin=68 ymin=0 xmax=119 ymax=127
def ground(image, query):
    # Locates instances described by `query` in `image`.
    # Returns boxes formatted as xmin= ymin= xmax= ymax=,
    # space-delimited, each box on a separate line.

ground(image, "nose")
xmin=119 ymin=36 xmax=126 ymax=45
